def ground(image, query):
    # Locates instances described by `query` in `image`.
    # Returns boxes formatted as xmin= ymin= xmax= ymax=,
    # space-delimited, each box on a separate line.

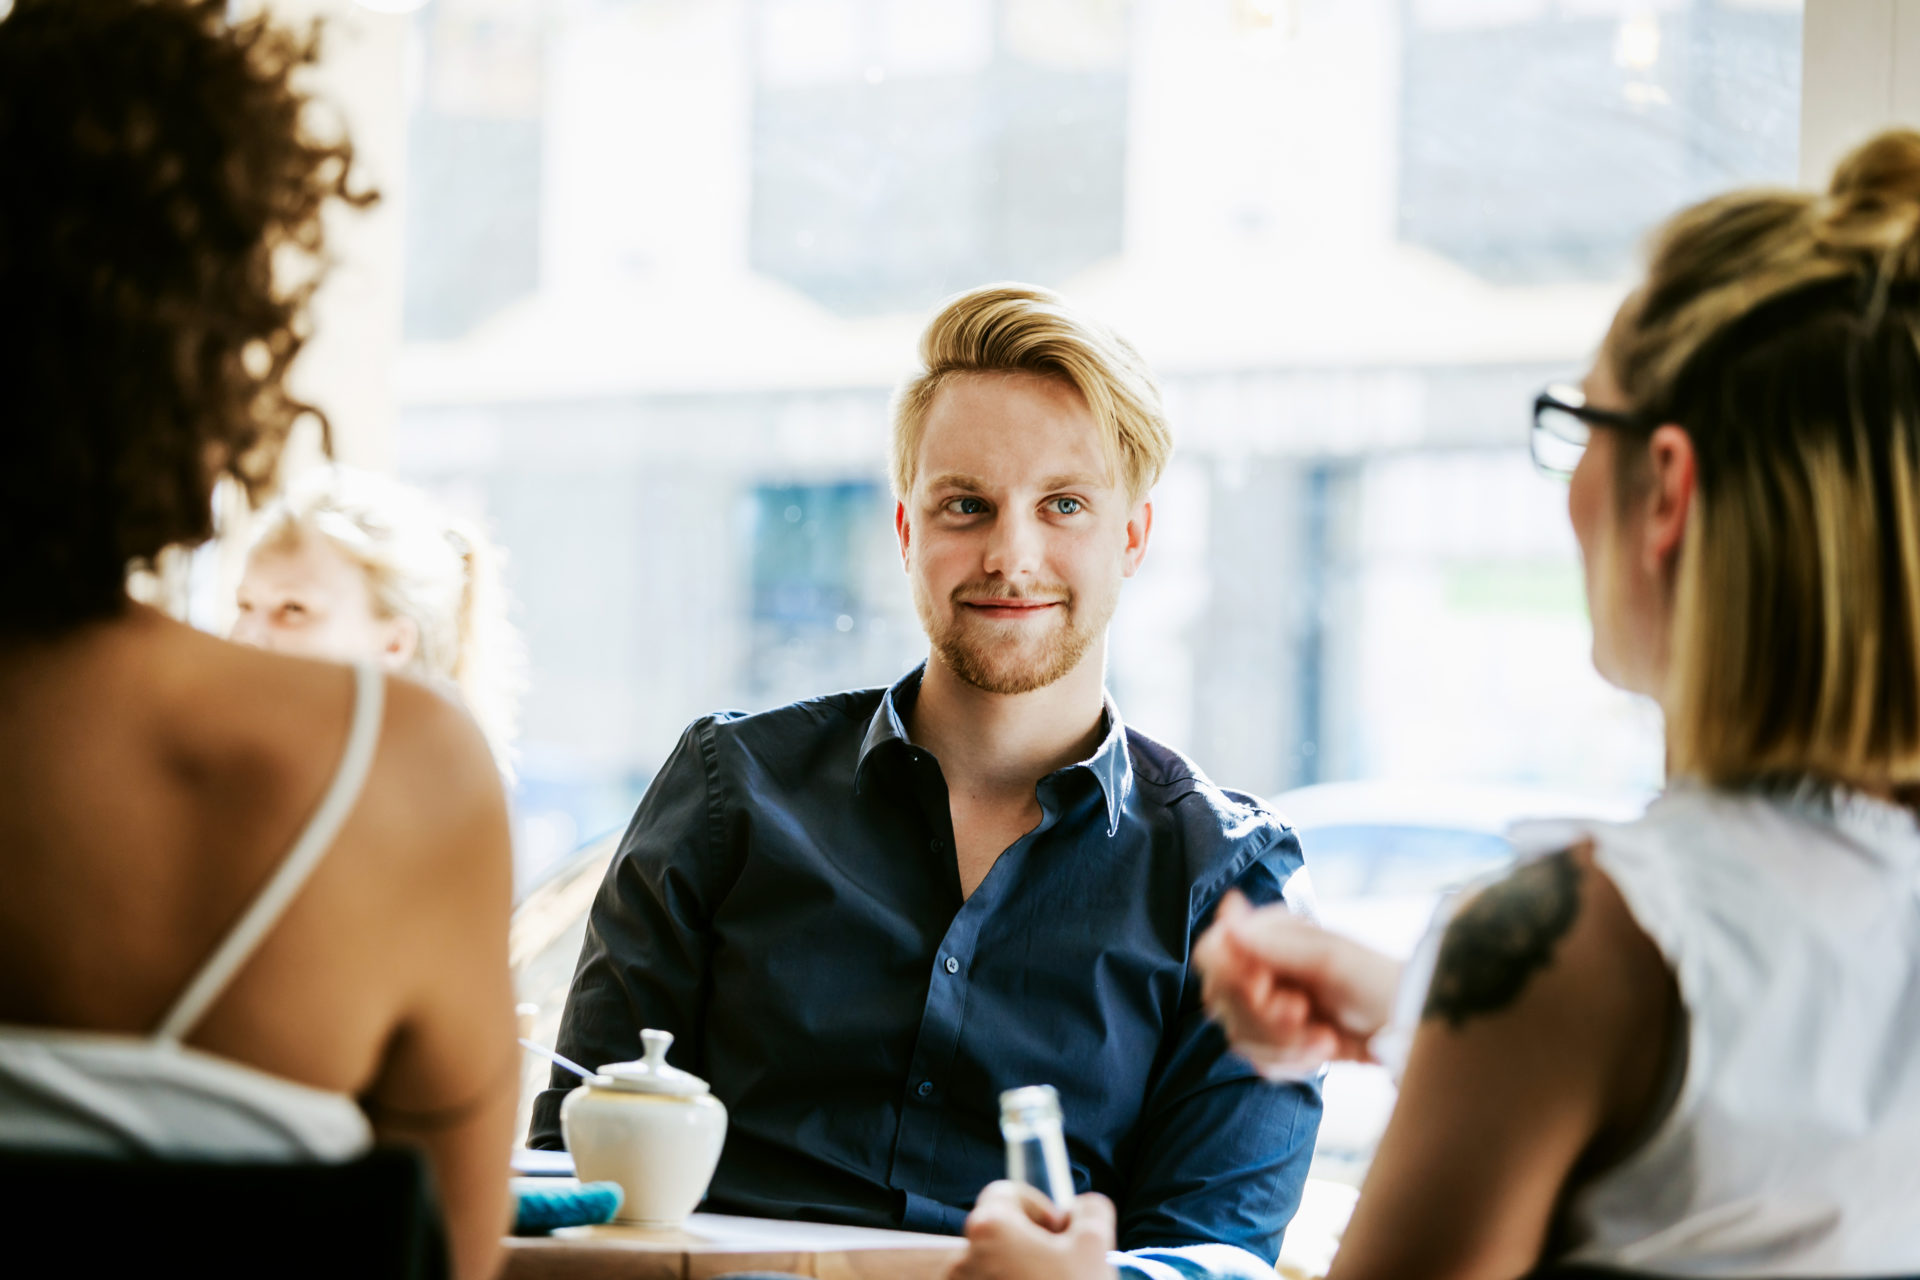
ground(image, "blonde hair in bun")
xmin=252 ymin=466 xmax=526 ymax=780
xmin=1606 ymin=128 xmax=1920 ymax=792
xmin=1614 ymin=129 xmax=1920 ymax=408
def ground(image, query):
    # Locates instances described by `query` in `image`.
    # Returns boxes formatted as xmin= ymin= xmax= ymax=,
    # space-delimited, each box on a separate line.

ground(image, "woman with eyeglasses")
xmin=954 ymin=130 xmax=1920 ymax=1280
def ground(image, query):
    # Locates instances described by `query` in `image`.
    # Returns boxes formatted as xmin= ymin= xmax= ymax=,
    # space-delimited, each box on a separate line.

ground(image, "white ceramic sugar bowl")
xmin=560 ymin=1029 xmax=728 ymax=1227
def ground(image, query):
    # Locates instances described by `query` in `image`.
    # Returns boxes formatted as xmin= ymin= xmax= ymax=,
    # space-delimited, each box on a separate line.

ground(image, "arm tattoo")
xmin=1422 ymin=850 xmax=1583 ymax=1029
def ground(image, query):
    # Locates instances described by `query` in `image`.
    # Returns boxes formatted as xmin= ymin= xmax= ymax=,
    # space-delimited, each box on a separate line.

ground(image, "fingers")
xmin=953 ymin=1189 xmax=1118 ymax=1280
xmin=1222 ymin=905 xmax=1403 ymax=1039
xmin=1264 ymin=1026 xmax=1339 ymax=1078
xmin=1225 ymin=904 xmax=1336 ymax=977
xmin=1198 ymin=921 xmax=1280 ymax=1017
xmin=1192 ymin=914 xmax=1236 ymax=985
xmin=1194 ymin=891 xmax=1262 ymax=980
xmin=1006 ymin=1182 xmax=1066 ymax=1229
xmin=1066 ymin=1192 xmax=1116 ymax=1247
xmin=1201 ymin=898 xmax=1327 ymax=1016
xmin=1201 ymin=895 xmax=1405 ymax=1078
xmin=1208 ymin=963 xmax=1313 ymax=1041
xmin=1257 ymin=984 xmax=1311 ymax=1028
xmin=1204 ymin=945 xmax=1350 ymax=1078
xmin=1231 ymin=1025 xmax=1337 ymax=1080
xmin=968 ymin=1181 xmax=1067 ymax=1236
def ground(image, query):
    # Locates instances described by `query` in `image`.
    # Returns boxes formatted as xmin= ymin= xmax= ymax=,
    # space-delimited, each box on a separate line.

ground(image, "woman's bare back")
xmin=0 ymin=605 xmax=516 ymax=1278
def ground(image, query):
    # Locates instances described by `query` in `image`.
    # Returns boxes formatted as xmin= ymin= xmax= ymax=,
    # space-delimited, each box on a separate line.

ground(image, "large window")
xmin=389 ymin=0 xmax=1801 ymax=887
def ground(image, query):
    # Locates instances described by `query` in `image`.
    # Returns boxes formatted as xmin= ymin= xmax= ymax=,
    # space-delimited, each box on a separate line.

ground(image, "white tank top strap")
xmin=153 ymin=662 xmax=386 ymax=1044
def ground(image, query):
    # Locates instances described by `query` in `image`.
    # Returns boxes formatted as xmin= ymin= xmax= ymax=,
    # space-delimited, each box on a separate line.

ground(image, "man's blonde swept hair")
xmin=1609 ymin=129 xmax=1920 ymax=791
xmin=890 ymin=284 xmax=1172 ymax=501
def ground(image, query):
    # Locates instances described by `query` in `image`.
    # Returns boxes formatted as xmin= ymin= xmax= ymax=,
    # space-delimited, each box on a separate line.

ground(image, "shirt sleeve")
xmin=527 ymin=716 xmax=736 ymax=1148
xmin=1114 ymin=1243 xmax=1283 ymax=1280
xmin=1114 ymin=832 xmax=1322 ymax=1264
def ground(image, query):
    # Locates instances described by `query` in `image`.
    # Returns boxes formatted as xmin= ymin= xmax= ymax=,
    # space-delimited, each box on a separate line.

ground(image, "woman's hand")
xmin=1194 ymin=891 xmax=1403 ymax=1079
xmin=947 ymin=1182 xmax=1119 ymax=1280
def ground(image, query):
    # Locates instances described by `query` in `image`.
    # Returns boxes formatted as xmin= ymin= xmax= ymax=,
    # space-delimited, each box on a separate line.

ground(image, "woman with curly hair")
xmin=0 ymin=2 xmax=514 ymax=1276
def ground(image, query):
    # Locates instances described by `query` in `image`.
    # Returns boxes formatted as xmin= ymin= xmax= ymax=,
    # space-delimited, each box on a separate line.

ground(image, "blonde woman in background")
xmin=958 ymin=129 xmax=1920 ymax=1280
xmin=233 ymin=466 xmax=524 ymax=780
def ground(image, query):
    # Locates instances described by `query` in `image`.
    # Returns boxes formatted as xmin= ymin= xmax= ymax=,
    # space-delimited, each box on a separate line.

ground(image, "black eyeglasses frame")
xmin=1530 ymin=386 xmax=1656 ymax=478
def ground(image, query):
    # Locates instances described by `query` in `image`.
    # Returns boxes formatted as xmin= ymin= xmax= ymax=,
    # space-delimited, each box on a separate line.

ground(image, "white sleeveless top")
xmin=0 ymin=663 xmax=385 ymax=1162
xmin=1386 ymin=784 xmax=1920 ymax=1276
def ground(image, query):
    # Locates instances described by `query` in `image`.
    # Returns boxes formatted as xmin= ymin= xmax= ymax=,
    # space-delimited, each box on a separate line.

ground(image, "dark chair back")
xmin=0 ymin=1145 xmax=448 ymax=1279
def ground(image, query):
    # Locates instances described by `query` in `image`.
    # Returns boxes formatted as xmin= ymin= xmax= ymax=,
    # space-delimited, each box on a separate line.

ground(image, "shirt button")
xmin=944 ymin=956 xmax=960 ymax=975
xmin=931 ymin=837 xmax=949 ymax=856
xmin=916 ymin=1080 xmax=934 ymax=1098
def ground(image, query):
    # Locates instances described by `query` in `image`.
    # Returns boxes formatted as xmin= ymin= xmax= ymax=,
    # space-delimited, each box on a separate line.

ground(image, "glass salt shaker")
xmin=999 ymin=1084 xmax=1075 ymax=1208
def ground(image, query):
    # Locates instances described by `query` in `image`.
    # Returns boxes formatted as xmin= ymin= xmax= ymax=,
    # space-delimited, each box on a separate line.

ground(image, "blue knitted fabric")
xmin=510 ymin=1178 xmax=622 ymax=1235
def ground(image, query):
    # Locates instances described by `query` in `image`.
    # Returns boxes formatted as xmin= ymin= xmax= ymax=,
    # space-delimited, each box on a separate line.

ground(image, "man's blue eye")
xmin=953 ymin=498 xmax=987 ymax=515
xmin=1053 ymin=498 xmax=1082 ymax=515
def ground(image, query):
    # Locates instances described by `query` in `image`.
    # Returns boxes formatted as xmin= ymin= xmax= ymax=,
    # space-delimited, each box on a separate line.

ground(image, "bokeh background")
xmin=226 ymin=0 xmax=1807 ymax=886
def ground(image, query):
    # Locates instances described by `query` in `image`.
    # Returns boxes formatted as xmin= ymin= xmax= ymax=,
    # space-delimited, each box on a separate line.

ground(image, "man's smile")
xmin=958 ymin=597 xmax=1065 ymax=621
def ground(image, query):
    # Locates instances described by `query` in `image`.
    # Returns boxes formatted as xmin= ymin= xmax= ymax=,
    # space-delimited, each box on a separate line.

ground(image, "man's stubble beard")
xmin=913 ymin=577 xmax=1115 ymax=696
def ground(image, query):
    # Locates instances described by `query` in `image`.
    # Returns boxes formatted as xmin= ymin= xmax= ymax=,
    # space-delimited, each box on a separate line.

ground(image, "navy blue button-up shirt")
xmin=530 ymin=667 xmax=1320 ymax=1267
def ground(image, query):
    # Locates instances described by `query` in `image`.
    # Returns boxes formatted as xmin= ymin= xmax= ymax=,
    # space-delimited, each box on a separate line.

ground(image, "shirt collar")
xmin=855 ymin=664 xmax=1135 ymax=837
xmin=1079 ymin=694 xmax=1133 ymax=837
xmin=854 ymin=666 xmax=923 ymax=784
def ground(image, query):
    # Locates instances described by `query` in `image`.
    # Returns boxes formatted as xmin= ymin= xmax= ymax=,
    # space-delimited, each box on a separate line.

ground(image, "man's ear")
xmin=1122 ymin=499 xmax=1153 ymax=578
xmin=895 ymin=500 xmax=911 ymax=567
xmin=1641 ymin=425 xmax=1695 ymax=578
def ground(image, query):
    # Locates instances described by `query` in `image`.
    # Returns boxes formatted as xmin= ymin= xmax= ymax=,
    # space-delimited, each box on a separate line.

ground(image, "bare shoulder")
xmin=1330 ymin=845 xmax=1680 ymax=1279
xmin=166 ymin=625 xmax=508 ymax=886
xmin=1424 ymin=842 xmax=1668 ymax=1032
xmin=350 ymin=671 xmax=511 ymax=903
xmin=193 ymin=642 xmax=513 ymax=1003
xmin=1417 ymin=841 xmax=1678 ymax=1143
xmin=373 ymin=673 xmax=506 ymax=821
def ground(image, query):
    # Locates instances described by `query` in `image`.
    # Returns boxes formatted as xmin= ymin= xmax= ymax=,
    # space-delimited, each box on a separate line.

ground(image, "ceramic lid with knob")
xmin=593 ymin=1029 xmax=711 ymax=1096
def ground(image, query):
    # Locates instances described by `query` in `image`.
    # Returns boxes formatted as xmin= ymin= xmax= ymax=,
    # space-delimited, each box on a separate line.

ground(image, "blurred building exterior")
xmin=388 ymin=0 xmax=1802 ymax=883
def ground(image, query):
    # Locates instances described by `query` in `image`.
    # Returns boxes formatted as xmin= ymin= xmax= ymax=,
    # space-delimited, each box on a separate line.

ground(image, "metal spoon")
xmin=519 ymin=1037 xmax=599 ymax=1082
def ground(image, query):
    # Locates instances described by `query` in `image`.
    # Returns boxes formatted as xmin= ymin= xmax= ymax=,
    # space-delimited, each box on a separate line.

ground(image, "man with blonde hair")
xmin=533 ymin=284 xmax=1319 ymax=1277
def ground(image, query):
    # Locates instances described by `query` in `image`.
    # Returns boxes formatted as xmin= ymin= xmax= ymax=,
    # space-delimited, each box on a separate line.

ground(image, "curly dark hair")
xmin=0 ymin=0 xmax=371 ymax=634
